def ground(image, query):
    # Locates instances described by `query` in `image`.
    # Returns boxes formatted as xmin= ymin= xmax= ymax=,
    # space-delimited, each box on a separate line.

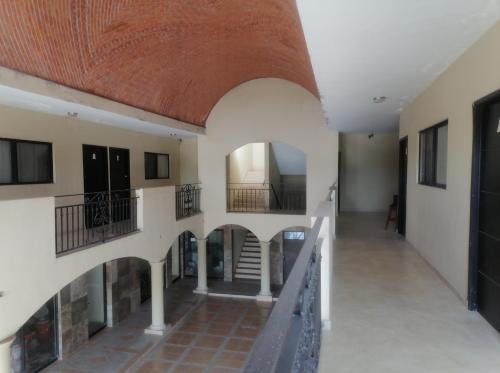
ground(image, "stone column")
xmin=194 ymin=239 xmax=208 ymax=294
xmin=0 ymin=335 xmax=14 ymax=373
xmin=145 ymin=261 xmax=168 ymax=335
xmin=257 ymin=241 xmax=272 ymax=302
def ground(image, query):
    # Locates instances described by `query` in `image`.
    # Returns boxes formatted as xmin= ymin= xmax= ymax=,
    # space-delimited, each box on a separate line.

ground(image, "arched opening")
xmin=226 ymin=142 xmax=306 ymax=214
xmin=10 ymin=257 xmax=151 ymax=371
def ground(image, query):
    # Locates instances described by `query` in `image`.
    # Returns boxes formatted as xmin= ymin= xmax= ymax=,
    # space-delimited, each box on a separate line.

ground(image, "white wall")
xmin=339 ymin=133 xmax=399 ymax=212
xmin=179 ymin=137 xmax=199 ymax=184
xmin=0 ymin=187 xmax=202 ymax=340
xmin=199 ymin=78 xmax=338 ymax=241
xmin=400 ymin=20 xmax=500 ymax=302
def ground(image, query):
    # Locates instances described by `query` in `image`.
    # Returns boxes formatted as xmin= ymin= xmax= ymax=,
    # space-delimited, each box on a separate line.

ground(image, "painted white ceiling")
xmin=297 ymin=0 xmax=500 ymax=133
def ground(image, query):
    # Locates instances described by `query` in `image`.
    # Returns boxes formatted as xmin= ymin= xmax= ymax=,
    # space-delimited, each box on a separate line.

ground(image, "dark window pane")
xmin=0 ymin=140 xmax=12 ymax=183
xmin=436 ymin=125 xmax=448 ymax=185
xmin=145 ymin=153 xmax=157 ymax=179
xmin=419 ymin=122 xmax=447 ymax=188
xmin=16 ymin=141 xmax=51 ymax=183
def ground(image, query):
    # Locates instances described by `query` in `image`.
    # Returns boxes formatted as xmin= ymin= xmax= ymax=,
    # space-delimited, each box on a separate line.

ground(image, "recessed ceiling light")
xmin=67 ymin=111 xmax=78 ymax=118
xmin=372 ymin=96 xmax=387 ymax=104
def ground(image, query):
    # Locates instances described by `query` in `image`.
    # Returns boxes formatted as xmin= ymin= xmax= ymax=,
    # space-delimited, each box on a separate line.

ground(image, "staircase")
xmin=234 ymin=232 xmax=261 ymax=280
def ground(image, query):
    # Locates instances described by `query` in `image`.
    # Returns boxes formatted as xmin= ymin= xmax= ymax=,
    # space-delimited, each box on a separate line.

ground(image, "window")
xmin=284 ymin=231 xmax=305 ymax=240
xmin=145 ymin=152 xmax=169 ymax=179
xmin=0 ymin=138 xmax=53 ymax=185
xmin=419 ymin=121 xmax=448 ymax=188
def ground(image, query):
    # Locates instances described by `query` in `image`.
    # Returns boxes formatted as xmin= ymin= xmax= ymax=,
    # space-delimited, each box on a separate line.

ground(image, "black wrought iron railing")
xmin=55 ymin=189 xmax=139 ymax=256
xmin=226 ymin=183 xmax=305 ymax=214
xmin=244 ymin=208 xmax=325 ymax=373
xmin=176 ymin=183 xmax=201 ymax=220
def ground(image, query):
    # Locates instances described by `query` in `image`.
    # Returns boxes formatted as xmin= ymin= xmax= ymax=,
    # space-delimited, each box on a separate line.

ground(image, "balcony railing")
xmin=55 ymin=189 xmax=139 ymax=256
xmin=175 ymin=183 xmax=202 ymax=220
xmin=227 ymin=183 xmax=305 ymax=214
xmin=244 ymin=187 xmax=335 ymax=373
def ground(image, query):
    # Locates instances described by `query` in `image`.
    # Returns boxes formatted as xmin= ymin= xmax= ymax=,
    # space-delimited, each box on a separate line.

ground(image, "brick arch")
xmin=0 ymin=0 xmax=318 ymax=126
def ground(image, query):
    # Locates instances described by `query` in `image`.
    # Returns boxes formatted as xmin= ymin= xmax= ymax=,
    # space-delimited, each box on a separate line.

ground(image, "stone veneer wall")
xmin=271 ymin=236 xmax=283 ymax=286
xmin=106 ymin=258 xmax=142 ymax=327
xmin=58 ymin=274 xmax=89 ymax=357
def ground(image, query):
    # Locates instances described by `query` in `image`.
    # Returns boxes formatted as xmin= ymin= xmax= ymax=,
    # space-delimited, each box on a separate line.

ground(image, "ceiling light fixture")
xmin=372 ymin=96 xmax=387 ymax=104
xmin=67 ymin=111 xmax=78 ymax=118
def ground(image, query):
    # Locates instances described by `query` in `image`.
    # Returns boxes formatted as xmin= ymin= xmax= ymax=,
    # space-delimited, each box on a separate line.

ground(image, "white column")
xmin=257 ymin=241 xmax=273 ymax=302
xmin=145 ymin=261 xmax=168 ymax=335
xmin=194 ymin=239 xmax=208 ymax=294
xmin=319 ymin=215 xmax=333 ymax=330
xmin=0 ymin=335 xmax=14 ymax=373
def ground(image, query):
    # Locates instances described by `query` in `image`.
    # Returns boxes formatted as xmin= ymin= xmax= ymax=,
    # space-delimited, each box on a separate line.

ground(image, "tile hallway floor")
xmin=43 ymin=285 xmax=271 ymax=373
xmin=319 ymin=213 xmax=500 ymax=373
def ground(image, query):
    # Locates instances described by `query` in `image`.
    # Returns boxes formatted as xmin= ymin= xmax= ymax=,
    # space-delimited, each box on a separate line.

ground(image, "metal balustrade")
xmin=175 ymin=183 xmax=202 ymax=220
xmin=244 ymin=186 xmax=335 ymax=373
xmin=227 ymin=183 xmax=306 ymax=214
xmin=55 ymin=190 xmax=139 ymax=256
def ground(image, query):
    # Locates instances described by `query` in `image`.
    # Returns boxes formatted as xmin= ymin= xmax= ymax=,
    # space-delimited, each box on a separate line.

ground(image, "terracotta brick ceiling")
xmin=0 ymin=0 xmax=318 ymax=127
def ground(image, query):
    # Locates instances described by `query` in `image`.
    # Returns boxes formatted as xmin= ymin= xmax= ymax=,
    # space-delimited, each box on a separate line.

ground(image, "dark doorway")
xmin=283 ymin=231 xmax=305 ymax=282
xmin=470 ymin=91 xmax=500 ymax=333
xmin=12 ymin=296 xmax=58 ymax=373
xmin=109 ymin=147 xmax=131 ymax=222
xmin=83 ymin=145 xmax=109 ymax=228
xmin=207 ymin=230 xmax=224 ymax=279
xmin=398 ymin=137 xmax=408 ymax=236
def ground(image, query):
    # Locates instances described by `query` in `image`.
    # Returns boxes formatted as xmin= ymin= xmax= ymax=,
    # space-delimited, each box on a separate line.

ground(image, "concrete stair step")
xmin=241 ymin=252 xmax=260 ymax=258
xmin=234 ymin=273 xmax=260 ymax=280
xmin=235 ymin=268 xmax=261 ymax=275
xmin=242 ymin=246 xmax=260 ymax=252
xmin=237 ymin=262 xmax=261 ymax=269
xmin=239 ymin=257 xmax=261 ymax=263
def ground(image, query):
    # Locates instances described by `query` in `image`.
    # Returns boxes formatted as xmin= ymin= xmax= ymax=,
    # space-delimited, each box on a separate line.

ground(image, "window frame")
xmin=144 ymin=152 xmax=170 ymax=180
xmin=418 ymin=120 xmax=448 ymax=189
xmin=0 ymin=137 xmax=54 ymax=186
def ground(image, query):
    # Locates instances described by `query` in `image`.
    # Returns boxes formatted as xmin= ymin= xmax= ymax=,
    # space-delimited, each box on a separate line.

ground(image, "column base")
xmin=144 ymin=323 xmax=171 ymax=336
xmin=193 ymin=288 xmax=208 ymax=295
xmin=256 ymin=293 xmax=273 ymax=302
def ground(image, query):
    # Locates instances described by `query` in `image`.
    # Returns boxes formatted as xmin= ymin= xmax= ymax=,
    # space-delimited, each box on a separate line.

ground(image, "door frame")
xmin=398 ymin=137 xmax=408 ymax=236
xmin=468 ymin=88 xmax=500 ymax=311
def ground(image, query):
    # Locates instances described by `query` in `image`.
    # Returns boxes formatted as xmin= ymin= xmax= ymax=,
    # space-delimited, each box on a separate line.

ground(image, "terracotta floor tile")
xmin=195 ymin=335 xmax=225 ymax=349
xmin=155 ymin=344 xmax=187 ymax=360
xmin=167 ymin=332 xmax=196 ymax=346
xmin=181 ymin=348 xmax=216 ymax=364
xmin=233 ymin=326 xmax=260 ymax=338
xmin=224 ymin=338 xmax=254 ymax=353
xmin=172 ymin=364 xmax=205 ymax=373
xmin=214 ymin=351 xmax=248 ymax=369
xmin=136 ymin=360 xmax=172 ymax=373
xmin=206 ymin=368 xmax=238 ymax=373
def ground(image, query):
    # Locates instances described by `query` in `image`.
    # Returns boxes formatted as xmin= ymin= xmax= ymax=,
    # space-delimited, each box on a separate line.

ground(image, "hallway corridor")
xmin=319 ymin=213 xmax=500 ymax=373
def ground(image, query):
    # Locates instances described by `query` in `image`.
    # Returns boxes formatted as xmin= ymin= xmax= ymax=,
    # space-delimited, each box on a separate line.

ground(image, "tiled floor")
xmin=130 ymin=297 xmax=272 ymax=373
xmin=43 ymin=280 xmax=272 ymax=373
xmin=319 ymin=213 xmax=500 ymax=373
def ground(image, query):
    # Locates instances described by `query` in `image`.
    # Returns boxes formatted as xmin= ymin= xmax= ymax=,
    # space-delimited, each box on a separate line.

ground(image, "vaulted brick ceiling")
xmin=0 ymin=1 xmax=318 ymax=127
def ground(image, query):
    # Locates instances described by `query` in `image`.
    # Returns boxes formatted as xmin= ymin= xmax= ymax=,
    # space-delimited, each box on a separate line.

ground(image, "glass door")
xmin=207 ymin=230 xmax=224 ymax=279
xmin=182 ymin=231 xmax=198 ymax=277
xmin=14 ymin=297 xmax=58 ymax=373
xmin=87 ymin=265 xmax=106 ymax=337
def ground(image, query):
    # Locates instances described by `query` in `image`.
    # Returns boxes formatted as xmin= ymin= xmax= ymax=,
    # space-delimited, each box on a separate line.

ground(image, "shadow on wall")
xmin=339 ymin=132 xmax=399 ymax=213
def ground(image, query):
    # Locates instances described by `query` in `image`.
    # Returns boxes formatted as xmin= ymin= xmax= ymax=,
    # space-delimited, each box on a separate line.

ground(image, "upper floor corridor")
xmin=319 ymin=213 xmax=500 ymax=373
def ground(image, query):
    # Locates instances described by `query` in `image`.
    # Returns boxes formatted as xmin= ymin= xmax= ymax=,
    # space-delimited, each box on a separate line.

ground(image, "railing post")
xmin=313 ymin=201 xmax=334 ymax=331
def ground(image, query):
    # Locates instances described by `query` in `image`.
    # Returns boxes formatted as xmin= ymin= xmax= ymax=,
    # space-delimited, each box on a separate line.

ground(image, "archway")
xmin=226 ymin=141 xmax=306 ymax=214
